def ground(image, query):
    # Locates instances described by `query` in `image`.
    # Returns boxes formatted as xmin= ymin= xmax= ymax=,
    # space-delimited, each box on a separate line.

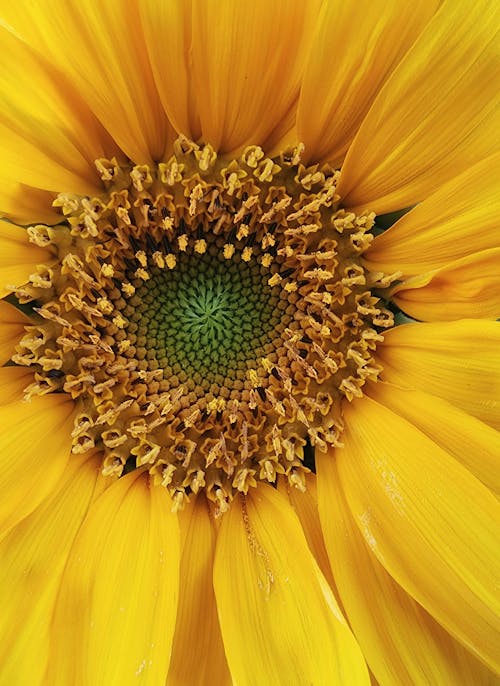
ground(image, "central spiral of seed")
xmin=126 ymin=250 xmax=290 ymax=392
xmin=13 ymin=137 xmax=395 ymax=513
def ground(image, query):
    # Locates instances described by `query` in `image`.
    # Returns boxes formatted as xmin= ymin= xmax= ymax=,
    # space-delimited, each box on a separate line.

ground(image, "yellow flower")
xmin=0 ymin=0 xmax=499 ymax=684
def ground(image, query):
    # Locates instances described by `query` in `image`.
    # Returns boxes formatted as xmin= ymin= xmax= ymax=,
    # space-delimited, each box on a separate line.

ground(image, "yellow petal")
xmin=0 ymin=299 xmax=29 ymax=365
xmin=364 ymin=153 xmax=500 ymax=276
xmin=0 ymin=452 xmax=102 ymax=686
xmin=0 ymin=24 xmax=114 ymax=195
xmin=337 ymin=0 xmax=500 ymax=213
xmin=368 ymin=382 xmax=500 ymax=497
xmin=0 ymin=393 xmax=74 ymax=537
xmin=278 ymin=473 xmax=335 ymax=588
xmin=297 ymin=0 xmax=438 ymax=166
xmin=48 ymin=470 xmax=180 ymax=686
xmin=317 ymin=453 xmax=499 ymax=685
xmin=139 ymin=0 xmax=201 ymax=142
xmin=337 ymin=396 xmax=500 ymax=672
xmin=0 ymin=181 xmax=59 ymax=225
xmin=191 ymin=0 xmax=319 ymax=153
xmin=378 ymin=320 xmax=500 ymax=428
xmin=167 ymin=495 xmax=231 ymax=686
xmin=0 ymin=366 xmax=34 ymax=405
xmin=0 ymin=222 xmax=53 ymax=296
xmin=391 ymin=248 xmax=500 ymax=321
xmin=2 ymin=0 xmax=169 ymax=163
xmin=213 ymin=484 xmax=370 ymax=686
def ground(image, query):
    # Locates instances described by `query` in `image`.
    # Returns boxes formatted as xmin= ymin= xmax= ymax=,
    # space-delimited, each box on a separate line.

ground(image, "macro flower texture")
xmin=0 ymin=0 xmax=499 ymax=684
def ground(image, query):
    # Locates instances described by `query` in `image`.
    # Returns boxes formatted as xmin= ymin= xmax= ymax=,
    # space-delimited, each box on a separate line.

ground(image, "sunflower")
xmin=1 ymin=0 xmax=499 ymax=684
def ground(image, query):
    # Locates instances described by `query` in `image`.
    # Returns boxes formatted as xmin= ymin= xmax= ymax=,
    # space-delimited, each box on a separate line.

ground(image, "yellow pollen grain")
xmin=165 ymin=254 xmax=177 ymax=269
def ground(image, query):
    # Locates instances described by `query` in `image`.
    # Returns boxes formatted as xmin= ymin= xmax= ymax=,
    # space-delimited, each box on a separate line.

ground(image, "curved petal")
xmin=0 ymin=181 xmax=59 ymax=225
xmin=48 ymin=470 xmax=180 ymax=686
xmin=337 ymin=396 xmax=500 ymax=672
xmin=391 ymin=248 xmax=500 ymax=321
xmin=167 ymin=494 xmax=231 ymax=686
xmin=367 ymin=382 xmax=500 ymax=496
xmin=377 ymin=320 xmax=500 ymax=429
xmin=297 ymin=0 xmax=438 ymax=166
xmin=278 ymin=473 xmax=335 ymax=588
xmin=0 ymin=299 xmax=29 ymax=364
xmin=0 ymin=24 xmax=115 ymax=195
xmin=317 ymin=453 xmax=498 ymax=685
xmin=0 ymin=453 xmax=102 ymax=686
xmin=364 ymin=153 xmax=500 ymax=276
xmin=0 ymin=222 xmax=54 ymax=296
xmin=0 ymin=393 xmax=75 ymax=537
xmin=2 ymin=0 xmax=169 ymax=163
xmin=337 ymin=0 xmax=500 ymax=213
xmin=191 ymin=0 xmax=319 ymax=153
xmin=139 ymin=0 xmax=201 ymax=142
xmin=0 ymin=366 xmax=34 ymax=405
xmin=213 ymin=484 xmax=370 ymax=686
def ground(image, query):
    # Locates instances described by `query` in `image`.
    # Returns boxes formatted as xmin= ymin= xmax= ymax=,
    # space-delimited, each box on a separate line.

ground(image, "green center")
xmin=126 ymin=250 xmax=290 ymax=391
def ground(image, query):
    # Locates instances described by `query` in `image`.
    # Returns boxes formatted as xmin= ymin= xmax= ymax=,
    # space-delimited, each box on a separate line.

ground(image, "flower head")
xmin=1 ymin=1 xmax=499 ymax=684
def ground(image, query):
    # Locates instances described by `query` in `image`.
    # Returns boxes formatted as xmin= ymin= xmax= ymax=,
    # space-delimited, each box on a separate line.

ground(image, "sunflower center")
xmin=13 ymin=137 xmax=394 ymax=513
xmin=126 ymin=250 xmax=289 ymax=391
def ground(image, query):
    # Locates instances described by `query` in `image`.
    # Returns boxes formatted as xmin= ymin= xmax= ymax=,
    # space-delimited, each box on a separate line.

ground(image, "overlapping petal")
xmin=2 ymin=0 xmax=170 ymax=163
xmin=167 ymin=495 xmax=230 ymax=686
xmin=364 ymin=153 xmax=500 ymax=276
xmin=378 ymin=320 xmax=500 ymax=428
xmin=0 ymin=23 xmax=115 ymax=195
xmin=214 ymin=484 xmax=370 ymax=686
xmin=337 ymin=0 xmax=500 ymax=213
xmin=0 ymin=453 xmax=102 ymax=686
xmin=297 ymin=0 xmax=438 ymax=166
xmin=48 ymin=471 xmax=180 ymax=686
xmin=190 ymin=0 xmax=319 ymax=153
xmin=336 ymin=396 xmax=500 ymax=672
xmin=0 ymin=393 xmax=74 ymax=537
xmin=367 ymin=382 xmax=500 ymax=496
xmin=0 ymin=222 xmax=54 ymax=296
xmin=318 ymin=454 xmax=498 ymax=684
xmin=391 ymin=248 xmax=500 ymax=321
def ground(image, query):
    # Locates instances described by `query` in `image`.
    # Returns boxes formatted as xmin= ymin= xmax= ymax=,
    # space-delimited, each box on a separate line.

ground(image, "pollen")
xmin=12 ymin=137 xmax=394 ymax=514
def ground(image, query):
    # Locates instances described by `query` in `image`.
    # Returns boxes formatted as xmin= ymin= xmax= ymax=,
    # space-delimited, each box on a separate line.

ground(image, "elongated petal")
xmin=167 ymin=495 xmax=230 ymax=686
xmin=391 ymin=248 xmax=500 ymax=321
xmin=0 ymin=393 xmax=74 ymax=536
xmin=368 ymin=382 xmax=500 ymax=496
xmin=0 ymin=453 xmax=101 ymax=686
xmin=0 ymin=299 xmax=29 ymax=364
xmin=337 ymin=0 xmax=500 ymax=213
xmin=0 ymin=366 xmax=33 ymax=405
xmin=318 ymin=454 xmax=498 ymax=685
xmin=378 ymin=320 xmax=500 ymax=428
xmin=337 ymin=396 xmax=500 ymax=671
xmin=48 ymin=470 xmax=180 ymax=686
xmin=0 ymin=222 xmax=53 ymax=296
xmin=191 ymin=0 xmax=319 ymax=153
xmin=140 ymin=0 xmax=201 ymax=142
xmin=364 ymin=153 xmax=500 ymax=275
xmin=278 ymin=473 xmax=335 ymax=588
xmin=214 ymin=484 xmax=369 ymax=686
xmin=0 ymin=181 xmax=59 ymax=225
xmin=297 ymin=0 xmax=437 ymax=165
xmin=3 ymin=0 xmax=169 ymax=163
xmin=0 ymin=24 xmax=114 ymax=195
